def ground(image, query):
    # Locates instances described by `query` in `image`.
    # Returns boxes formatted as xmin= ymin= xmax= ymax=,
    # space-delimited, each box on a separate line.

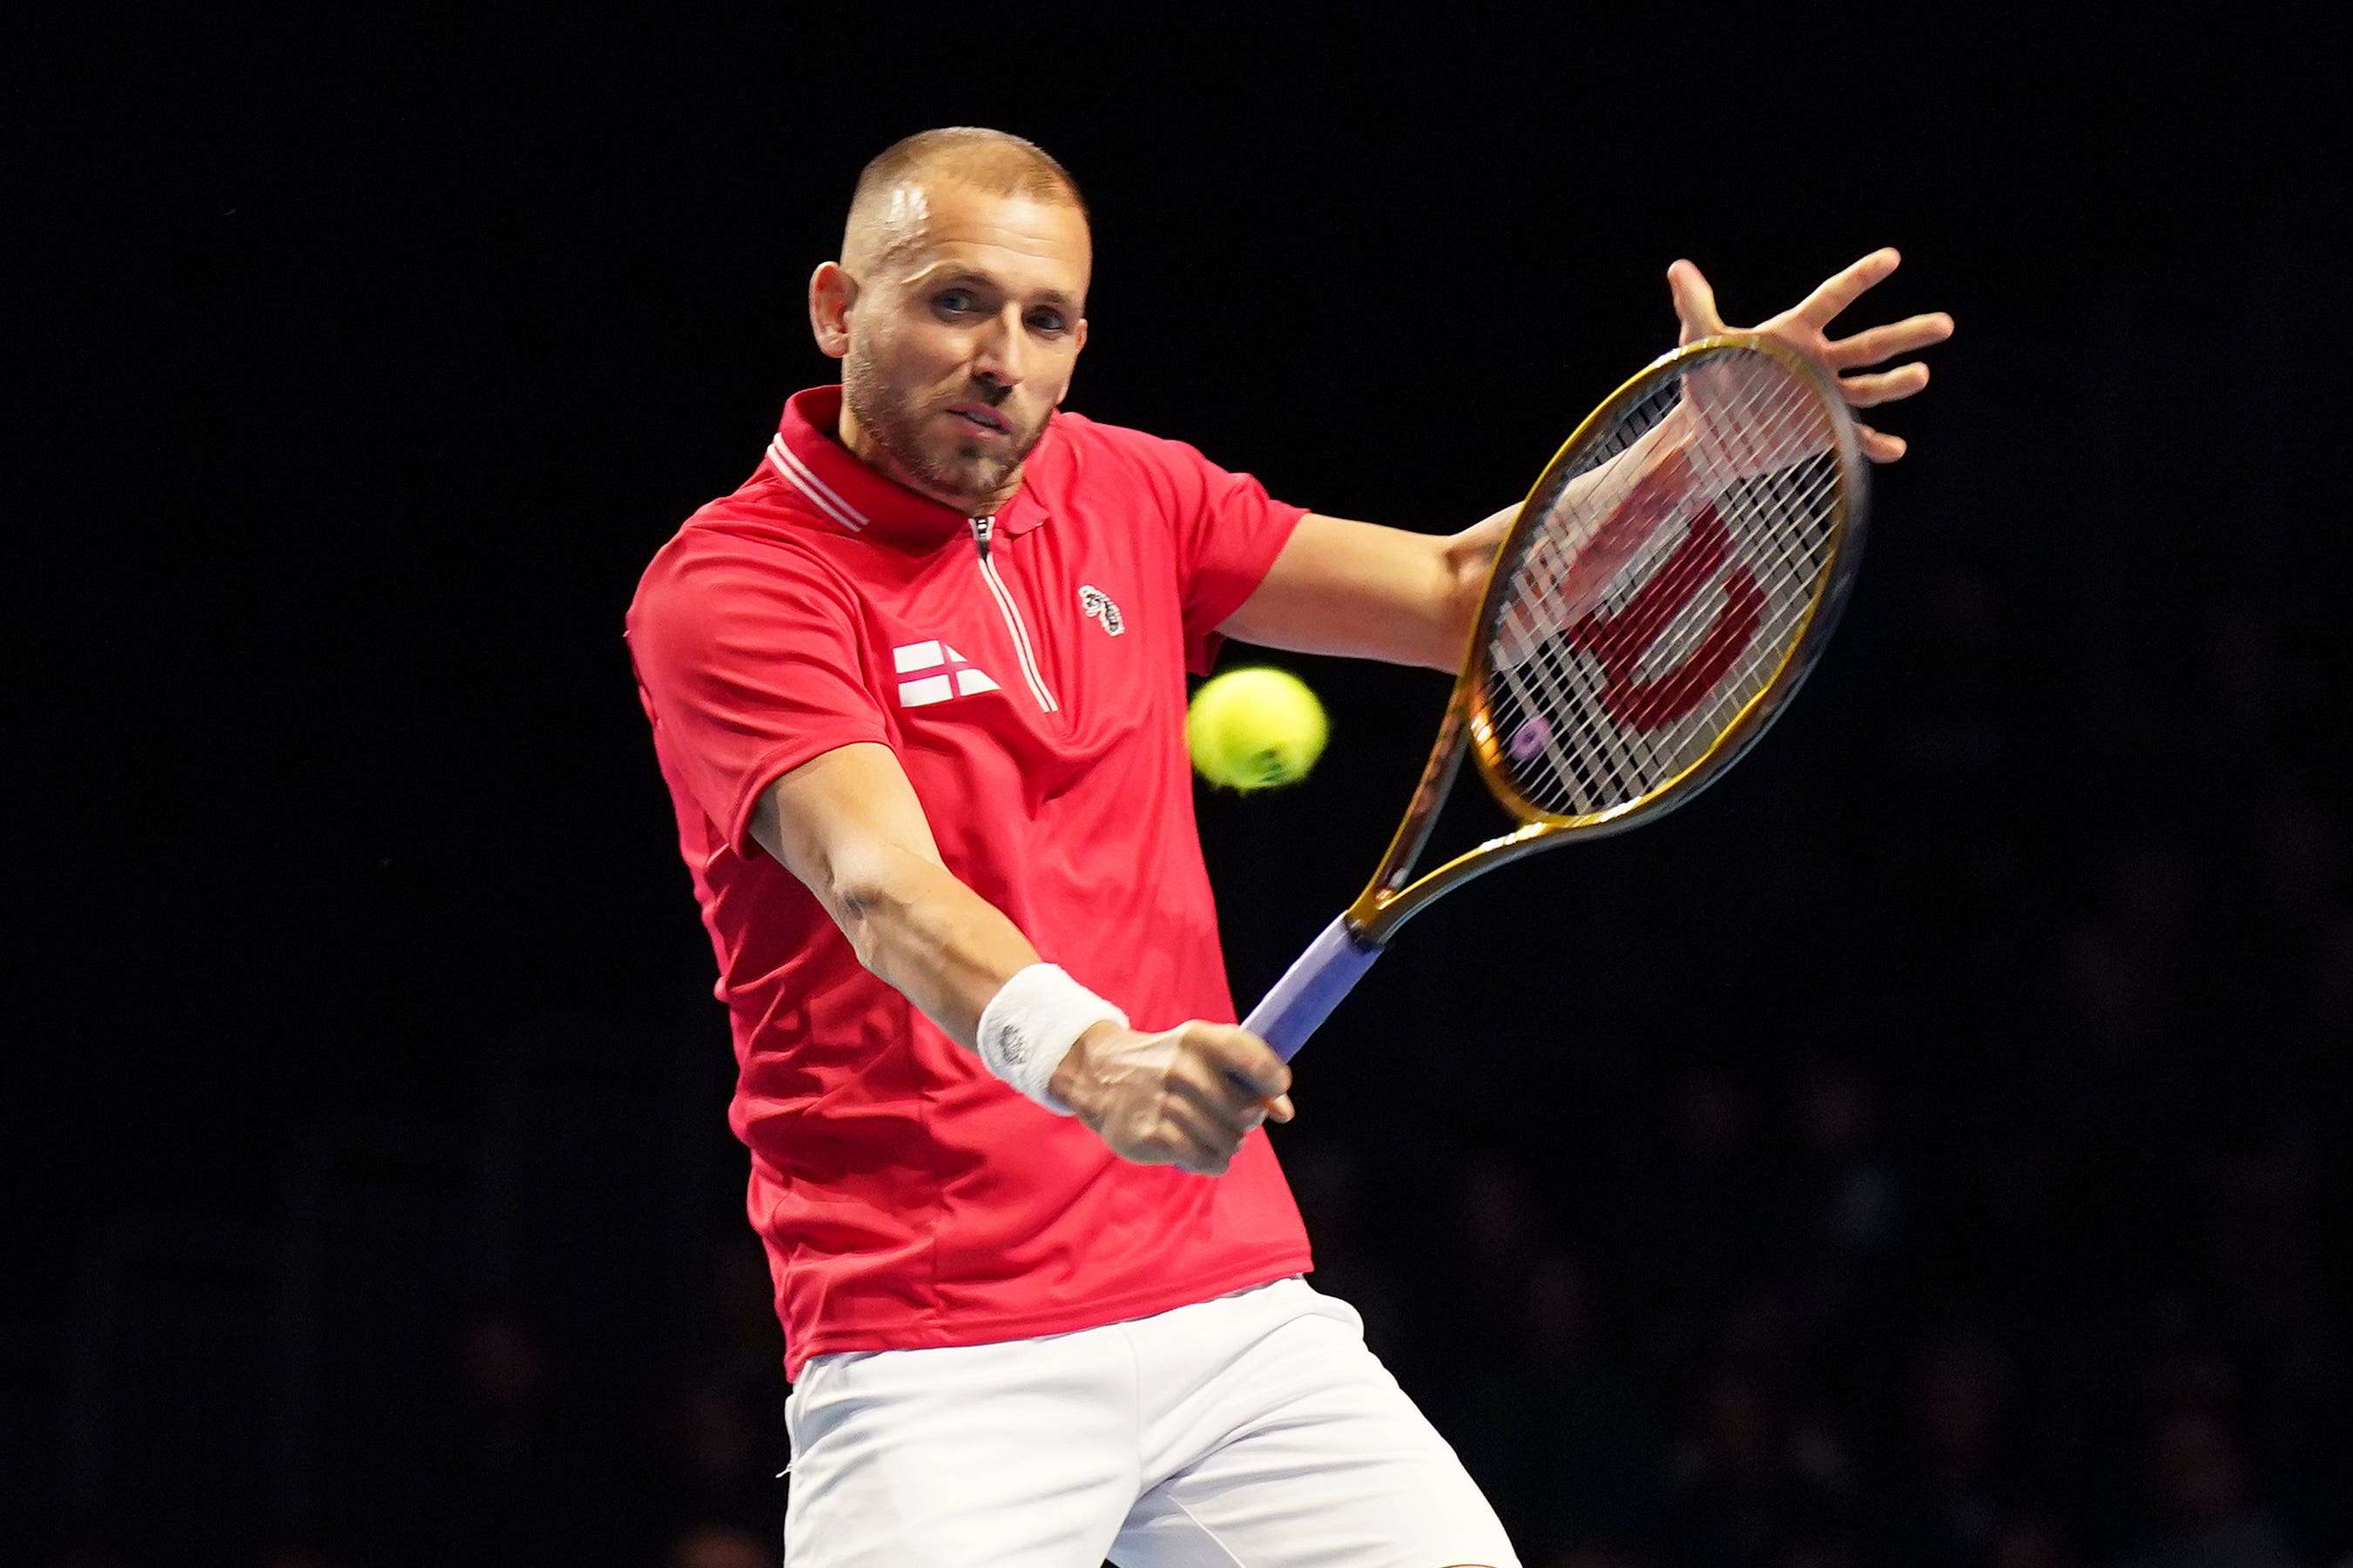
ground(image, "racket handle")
xmin=1241 ymin=917 xmax=1385 ymax=1061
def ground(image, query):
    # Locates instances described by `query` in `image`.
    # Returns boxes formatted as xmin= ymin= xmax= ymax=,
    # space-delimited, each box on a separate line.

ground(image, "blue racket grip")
xmin=1240 ymin=917 xmax=1385 ymax=1061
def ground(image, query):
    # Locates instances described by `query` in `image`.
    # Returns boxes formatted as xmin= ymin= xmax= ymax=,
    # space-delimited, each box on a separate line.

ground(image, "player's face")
xmin=836 ymin=183 xmax=1090 ymax=514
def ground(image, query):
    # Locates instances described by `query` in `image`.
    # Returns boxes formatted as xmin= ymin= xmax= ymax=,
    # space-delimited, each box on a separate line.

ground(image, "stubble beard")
xmin=843 ymin=347 xmax=1045 ymax=515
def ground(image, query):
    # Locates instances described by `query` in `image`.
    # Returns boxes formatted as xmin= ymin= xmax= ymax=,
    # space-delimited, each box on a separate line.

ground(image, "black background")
xmin=12 ymin=6 xmax=2353 ymax=1565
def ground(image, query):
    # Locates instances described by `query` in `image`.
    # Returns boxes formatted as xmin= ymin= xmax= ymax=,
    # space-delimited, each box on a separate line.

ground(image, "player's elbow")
xmin=821 ymin=852 xmax=925 ymax=976
xmin=826 ymin=875 xmax=893 ymax=973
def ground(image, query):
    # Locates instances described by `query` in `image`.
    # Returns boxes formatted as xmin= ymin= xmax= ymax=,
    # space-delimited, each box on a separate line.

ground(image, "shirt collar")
xmin=768 ymin=386 xmax=1049 ymax=549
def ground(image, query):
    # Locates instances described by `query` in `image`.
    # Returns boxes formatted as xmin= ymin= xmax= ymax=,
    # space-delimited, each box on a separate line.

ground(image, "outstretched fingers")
xmin=1830 ymin=311 xmax=1955 ymax=370
xmin=1856 ymin=423 xmax=1908 ymax=464
xmin=1795 ymin=247 xmax=1902 ymax=331
xmin=1839 ymin=362 xmax=1932 ymax=408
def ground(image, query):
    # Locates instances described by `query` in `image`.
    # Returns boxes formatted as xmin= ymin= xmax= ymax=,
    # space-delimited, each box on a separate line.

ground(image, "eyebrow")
xmin=906 ymin=263 xmax=1079 ymax=312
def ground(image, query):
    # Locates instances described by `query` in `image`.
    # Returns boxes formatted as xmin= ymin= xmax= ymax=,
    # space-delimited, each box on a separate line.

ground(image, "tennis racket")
xmin=1241 ymin=332 xmax=1870 ymax=1060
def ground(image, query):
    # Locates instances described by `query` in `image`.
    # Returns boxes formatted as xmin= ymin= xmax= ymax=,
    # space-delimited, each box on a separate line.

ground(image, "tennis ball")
xmin=1187 ymin=667 xmax=1328 ymax=791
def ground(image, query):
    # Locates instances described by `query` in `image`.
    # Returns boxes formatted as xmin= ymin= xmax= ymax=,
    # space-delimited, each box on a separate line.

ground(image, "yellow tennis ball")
xmin=1187 ymin=667 xmax=1328 ymax=791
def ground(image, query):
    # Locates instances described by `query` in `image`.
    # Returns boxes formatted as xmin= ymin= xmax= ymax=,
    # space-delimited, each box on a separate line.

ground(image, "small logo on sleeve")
xmin=893 ymin=641 xmax=1001 ymax=708
xmin=1078 ymin=585 xmax=1124 ymax=636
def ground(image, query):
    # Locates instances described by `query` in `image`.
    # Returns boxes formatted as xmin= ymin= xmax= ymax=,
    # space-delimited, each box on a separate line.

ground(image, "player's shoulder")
xmin=1047 ymin=407 xmax=1213 ymax=468
xmin=1037 ymin=407 xmax=1226 ymax=508
xmin=630 ymin=471 xmax=861 ymax=634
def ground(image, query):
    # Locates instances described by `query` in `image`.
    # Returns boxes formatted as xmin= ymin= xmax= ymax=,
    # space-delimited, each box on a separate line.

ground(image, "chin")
xmin=947 ymin=442 xmax=1010 ymax=476
xmin=914 ymin=458 xmax=995 ymax=509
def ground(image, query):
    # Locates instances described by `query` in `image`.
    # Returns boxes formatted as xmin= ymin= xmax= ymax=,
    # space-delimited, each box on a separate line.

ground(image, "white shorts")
xmin=783 ymin=1276 xmax=1519 ymax=1568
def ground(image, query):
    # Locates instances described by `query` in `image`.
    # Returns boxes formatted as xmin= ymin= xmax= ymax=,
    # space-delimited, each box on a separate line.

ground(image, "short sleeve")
xmin=1119 ymin=431 xmax=1307 ymax=676
xmin=626 ymin=533 xmax=889 ymax=854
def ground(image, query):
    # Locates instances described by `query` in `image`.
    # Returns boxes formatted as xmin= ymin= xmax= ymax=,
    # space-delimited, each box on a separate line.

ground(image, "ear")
xmin=809 ymin=262 xmax=858 ymax=360
xmin=1055 ymin=317 xmax=1089 ymax=407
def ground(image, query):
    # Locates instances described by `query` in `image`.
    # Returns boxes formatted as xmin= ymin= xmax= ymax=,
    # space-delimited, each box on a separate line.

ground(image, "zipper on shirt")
xmin=970 ymin=515 xmax=1060 ymax=715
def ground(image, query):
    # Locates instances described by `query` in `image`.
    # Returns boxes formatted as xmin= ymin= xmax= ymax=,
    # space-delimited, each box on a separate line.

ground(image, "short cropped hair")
xmin=851 ymin=126 xmax=1087 ymax=219
xmin=841 ymin=128 xmax=1088 ymax=272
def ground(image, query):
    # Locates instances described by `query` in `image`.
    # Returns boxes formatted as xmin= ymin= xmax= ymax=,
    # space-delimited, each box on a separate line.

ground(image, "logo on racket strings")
xmin=1568 ymin=504 xmax=1763 ymax=732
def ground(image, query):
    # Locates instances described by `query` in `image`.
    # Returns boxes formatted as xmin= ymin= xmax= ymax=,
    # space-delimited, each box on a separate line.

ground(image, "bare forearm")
xmin=1222 ymin=508 xmax=1513 ymax=670
xmin=749 ymin=748 xmax=1291 ymax=1171
xmin=827 ymin=847 xmax=1043 ymax=1048
xmin=829 ymin=852 xmax=1291 ymax=1168
xmin=750 ymin=750 xmax=1048 ymax=1048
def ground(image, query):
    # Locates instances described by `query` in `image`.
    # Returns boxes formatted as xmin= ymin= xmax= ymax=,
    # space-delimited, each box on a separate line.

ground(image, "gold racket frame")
xmin=1340 ymin=333 xmax=1870 ymax=946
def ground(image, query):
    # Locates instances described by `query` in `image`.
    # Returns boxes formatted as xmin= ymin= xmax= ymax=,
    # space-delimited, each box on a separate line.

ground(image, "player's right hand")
xmin=1049 ymin=1020 xmax=1294 ymax=1176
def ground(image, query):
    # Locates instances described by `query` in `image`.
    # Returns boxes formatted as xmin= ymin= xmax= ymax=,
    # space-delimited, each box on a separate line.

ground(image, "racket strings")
xmin=1514 ymin=455 xmax=1837 ymax=810
xmin=1482 ymin=347 xmax=1847 ymax=819
xmin=1509 ymin=441 xmax=1835 ymax=806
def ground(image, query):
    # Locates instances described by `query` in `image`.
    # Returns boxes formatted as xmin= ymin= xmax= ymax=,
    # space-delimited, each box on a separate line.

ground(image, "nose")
xmin=969 ymin=304 xmax=1028 ymax=388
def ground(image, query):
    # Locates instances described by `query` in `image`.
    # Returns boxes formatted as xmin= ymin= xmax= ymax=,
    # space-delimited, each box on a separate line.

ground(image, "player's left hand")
xmin=1668 ymin=248 xmax=1953 ymax=464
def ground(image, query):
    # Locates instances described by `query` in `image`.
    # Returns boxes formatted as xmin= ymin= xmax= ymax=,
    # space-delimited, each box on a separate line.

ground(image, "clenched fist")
xmin=1049 ymin=1020 xmax=1295 ymax=1176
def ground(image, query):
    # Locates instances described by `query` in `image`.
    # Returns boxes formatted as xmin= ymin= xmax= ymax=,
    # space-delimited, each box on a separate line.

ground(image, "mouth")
xmin=944 ymin=401 xmax=1011 ymax=439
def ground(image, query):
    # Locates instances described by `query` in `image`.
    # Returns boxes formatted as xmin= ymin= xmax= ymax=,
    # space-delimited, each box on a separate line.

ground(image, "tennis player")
xmin=627 ymin=127 xmax=1949 ymax=1567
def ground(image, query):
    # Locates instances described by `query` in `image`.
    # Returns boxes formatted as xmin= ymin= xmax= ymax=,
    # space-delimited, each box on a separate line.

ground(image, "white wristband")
xmin=977 ymin=964 xmax=1127 ymax=1114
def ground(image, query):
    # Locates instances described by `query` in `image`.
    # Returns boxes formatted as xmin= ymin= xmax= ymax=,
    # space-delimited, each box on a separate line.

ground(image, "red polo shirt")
xmin=627 ymin=387 xmax=1313 ymax=1376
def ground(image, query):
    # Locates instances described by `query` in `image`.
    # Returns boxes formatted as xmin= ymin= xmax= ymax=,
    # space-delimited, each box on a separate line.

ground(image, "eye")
xmin=1026 ymin=308 xmax=1068 ymax=335
xmin=934 ymin=289 xmax=977 ymax=315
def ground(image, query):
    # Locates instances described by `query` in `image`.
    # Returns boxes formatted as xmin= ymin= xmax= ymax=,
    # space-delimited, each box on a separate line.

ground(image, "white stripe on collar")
xmin=767 ymin=434 xmax=870 ymax=534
